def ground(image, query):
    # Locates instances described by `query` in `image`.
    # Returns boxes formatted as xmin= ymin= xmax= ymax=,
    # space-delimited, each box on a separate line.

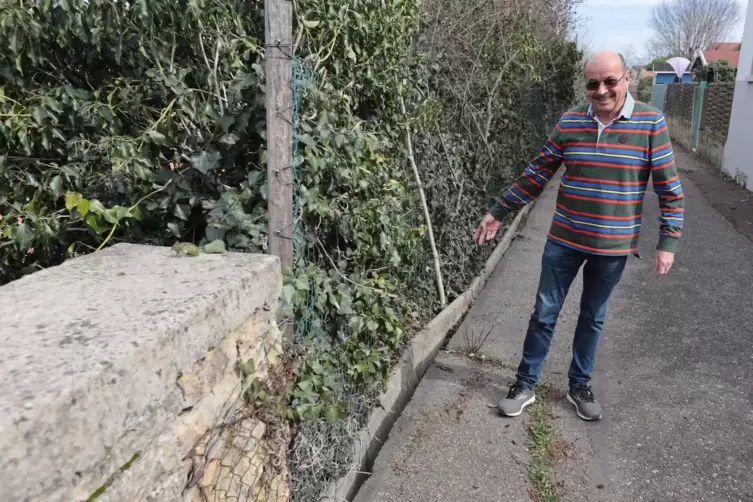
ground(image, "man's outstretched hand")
xmin=474 ymin=213 xmax=501 ymax=245
xmin=655 ymin=250 xmax=675 ymax=276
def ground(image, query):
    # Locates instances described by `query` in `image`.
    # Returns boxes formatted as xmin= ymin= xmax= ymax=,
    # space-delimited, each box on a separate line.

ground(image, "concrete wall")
xmin=696 ymin=132 xmax=726 ymax=171
xmin=0 ymin=244 xmax=289 ymax=502
xmin=651 ymin=84 xmax=667 ymax=111
xmin=666 ymin=115 xmax=693 ymax=152
xmin=724 ymin=0 xmax=753 ymax=190
xmin=664 ymin=82 xmax=734 ymax=174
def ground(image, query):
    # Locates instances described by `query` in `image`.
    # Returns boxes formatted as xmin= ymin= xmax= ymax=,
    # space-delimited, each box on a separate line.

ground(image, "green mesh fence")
xmin=290 ymin=57 xmax=320 ymax=343
xmin=287 ymin=57 xmax=372 ymax=501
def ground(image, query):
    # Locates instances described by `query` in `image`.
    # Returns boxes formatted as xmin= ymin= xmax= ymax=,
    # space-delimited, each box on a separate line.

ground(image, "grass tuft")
xmin=527 ymin=384 xmax=560 ymax=502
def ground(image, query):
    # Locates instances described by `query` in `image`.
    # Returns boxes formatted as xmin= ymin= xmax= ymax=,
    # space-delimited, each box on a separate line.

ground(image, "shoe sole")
xmin=567 ymin=393 xmax=602 ymax=421
xmin=498 ymin=395 xmax=535 ymax=417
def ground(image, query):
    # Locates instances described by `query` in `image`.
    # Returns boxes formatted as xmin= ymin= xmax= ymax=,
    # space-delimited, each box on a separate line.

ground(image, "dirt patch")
xmin=390 ymin=375 xmax=485 ymax=476
xmin=675 ymin=149 xmax=753 ymax=243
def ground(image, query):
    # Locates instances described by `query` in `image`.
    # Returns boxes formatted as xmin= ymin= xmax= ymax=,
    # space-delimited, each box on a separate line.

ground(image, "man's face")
xmin=585 ymin=60 xmax=629 ymax=115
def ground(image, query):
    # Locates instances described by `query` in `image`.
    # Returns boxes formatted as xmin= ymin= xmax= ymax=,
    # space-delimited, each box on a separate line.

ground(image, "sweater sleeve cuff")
xmin=489 ymin=201 xmax=510 ymax=221
xmin=657 ymin=235 xmax=678 ymax=253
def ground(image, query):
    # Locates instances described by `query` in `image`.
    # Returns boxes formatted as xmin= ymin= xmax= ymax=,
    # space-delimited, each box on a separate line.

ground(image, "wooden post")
xmin=265 ymin=0 xmax=294 ymax=270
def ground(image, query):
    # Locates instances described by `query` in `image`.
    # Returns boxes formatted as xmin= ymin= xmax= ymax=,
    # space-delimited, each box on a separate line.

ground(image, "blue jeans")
xmin=517 ymin=240 xmax=627 ymax=388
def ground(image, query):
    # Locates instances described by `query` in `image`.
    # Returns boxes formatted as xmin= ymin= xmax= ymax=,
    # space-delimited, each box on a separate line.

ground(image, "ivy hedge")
xmin=1 ymin=0 xmax=268 ymax=278
xmin=0 ymin=0 xmax=581 ymax=499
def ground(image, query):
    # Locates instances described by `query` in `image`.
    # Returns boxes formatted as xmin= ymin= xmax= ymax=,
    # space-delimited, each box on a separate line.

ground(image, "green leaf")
xmin=50 ymin=128 xmax=66 ymax=142
xmin=203 ymin=239 xmax=227 ymax=254
xmin=325 ymin=406 xmax=341 ymax=422
xmin=173 ymin=204 xmax=189 ymax=221
xmin=302 ymin=19 xmax=321 ymax=28
xmin=339 ymin=292 xmax=354 ymax=315
xmin=247 ymin=171 xmax=263 ymax=186
xmin=220 ymin=133 xmax=240 ymax=145
xmin=147 ymin=130 xmax=168 ymax=145
xmin=190 ymin=150 xmax=222 ymax=175
xmin=296 ymin=405 xmax=308 ymax=419
xmin=77 ymin=199 xmax=90 ymax=218
xmin=85 ymin=214 xmax=108 ymax=234
xmin=348 ymin=316 xmax=363 ymax=334
xmin=49 ymin=175 xmax=64 ymax=199
xmin=328 ymin=293 xmax=340 ymax=310
xmin=21 ymin=171 xmax=37 ymax=187
xmin=282 ymin=284 xmax=295 ymax=305
xmin=167 ymin=222 xmax=182 ymax=237
xmin=65 ymin=192 xmax=82 ymax=211
xmin=299 ymin=134 xmax=316 ymax=148
xmin=295 ymin=275 xmax=309 ymax=291
xmin=14 ymin=222 xmax=34 ymax=249
xmin=104 ymin=206 xmax=131 ymax=224
xmin=88 ymin=200 xmax=107 ymax=216
xmin=32 ymin=107 xmax=47 ymax=125
xmin=298 ymin=379 xmax=313 ymax=392
xmin=129 ymin=205 xmax=143 ymax=221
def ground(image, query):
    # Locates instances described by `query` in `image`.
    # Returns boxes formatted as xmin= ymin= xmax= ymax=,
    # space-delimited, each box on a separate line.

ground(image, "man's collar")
xmin=587 ymin=93 xmax=635 ymax=120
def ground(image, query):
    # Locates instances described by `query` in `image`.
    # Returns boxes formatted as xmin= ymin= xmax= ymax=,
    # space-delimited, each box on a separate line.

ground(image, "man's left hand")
xmin=655 ymin=250 xmax=674 ymax=276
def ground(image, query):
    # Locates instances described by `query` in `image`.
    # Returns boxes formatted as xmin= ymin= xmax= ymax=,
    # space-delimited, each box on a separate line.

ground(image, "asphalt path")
xmin=355 ymin=150 xmax=753 ymax=502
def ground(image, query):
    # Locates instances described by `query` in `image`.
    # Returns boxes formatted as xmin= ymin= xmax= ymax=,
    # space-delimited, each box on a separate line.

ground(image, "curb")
xmin=320 ymin=204 xmax=533 ymax=502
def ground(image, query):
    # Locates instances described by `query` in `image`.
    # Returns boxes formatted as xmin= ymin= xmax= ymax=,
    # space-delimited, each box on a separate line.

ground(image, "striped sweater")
xmin=490 ymin=99 xmax=684 ymax=255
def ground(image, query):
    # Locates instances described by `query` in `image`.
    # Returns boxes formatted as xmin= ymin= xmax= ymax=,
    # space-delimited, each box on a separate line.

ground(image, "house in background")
xmin=630 ymin=65 xmax=653 ymax=82
xmin=691 ymin=42 xmax=743 ymax=75
xmin=650 ymin=60 xmax=692 ymax=110
xmin=723 ymin=2 xmax=753 ymax=191
xmin=703 ymin=42 xmax=742 ymax=67
xmin=629 ymin=65 xmax=654 ymax=100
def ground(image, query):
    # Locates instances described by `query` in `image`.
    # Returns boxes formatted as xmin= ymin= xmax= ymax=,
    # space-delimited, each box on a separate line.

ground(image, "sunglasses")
xmin=585 ymin=71 xmax=627 ymax=91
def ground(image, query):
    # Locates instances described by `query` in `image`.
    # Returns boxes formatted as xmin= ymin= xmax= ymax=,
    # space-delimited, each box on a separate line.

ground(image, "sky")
xmin=576 ymin=0 xmax=748 ymax=64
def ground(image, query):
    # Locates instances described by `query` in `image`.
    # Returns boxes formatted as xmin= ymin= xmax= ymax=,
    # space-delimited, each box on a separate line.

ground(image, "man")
xmin=473 ymin=51 xmax=684 ymax=421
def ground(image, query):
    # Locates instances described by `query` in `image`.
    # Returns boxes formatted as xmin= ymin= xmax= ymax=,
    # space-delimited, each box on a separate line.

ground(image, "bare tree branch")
xmin=648 ymin=0 xmax=741 ymax=58
xmin=485 ymin=50 xmax=520 ymax=141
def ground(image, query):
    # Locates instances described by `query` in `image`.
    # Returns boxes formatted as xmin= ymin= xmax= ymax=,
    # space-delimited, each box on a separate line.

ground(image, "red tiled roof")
xmin=704 ymin=42 xmax=742 ymax=67
xmin=707 ymin=42 xmax=742 ymax=51
xmin=704 ymin=50 xmax=740 ymax=67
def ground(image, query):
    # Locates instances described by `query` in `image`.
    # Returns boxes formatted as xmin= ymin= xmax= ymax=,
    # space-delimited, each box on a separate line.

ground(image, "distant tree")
xmin=650 ymin=56 xmax=672 ymax=66
xmin=695 ymin=59 xmax=737 ymax=82
xmin=638 ymin=76 xmax=654 ymax=103
xmin=648 ymin=0 xmax=741 ymax=58
xmin=621 ymin=44 xmax=639 ymax=70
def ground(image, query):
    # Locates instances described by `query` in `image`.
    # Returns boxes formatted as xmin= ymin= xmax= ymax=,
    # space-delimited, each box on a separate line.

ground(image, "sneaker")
xmin=567 ymin=384 xmax=602 ymax=421
xmin=497 ymin=382 xmax=536 ymax=417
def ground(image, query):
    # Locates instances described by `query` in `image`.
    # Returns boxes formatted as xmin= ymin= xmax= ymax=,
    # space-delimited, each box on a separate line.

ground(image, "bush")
xmin=0 ymin=1 xmax=268 ymax=282
xmin=288 ymin=0 xmax=581 ymax=498
xmin=695 ymin=59 xmax=737 ymax=83
xmin=638 ymin=75 xmax=654 ymax=103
